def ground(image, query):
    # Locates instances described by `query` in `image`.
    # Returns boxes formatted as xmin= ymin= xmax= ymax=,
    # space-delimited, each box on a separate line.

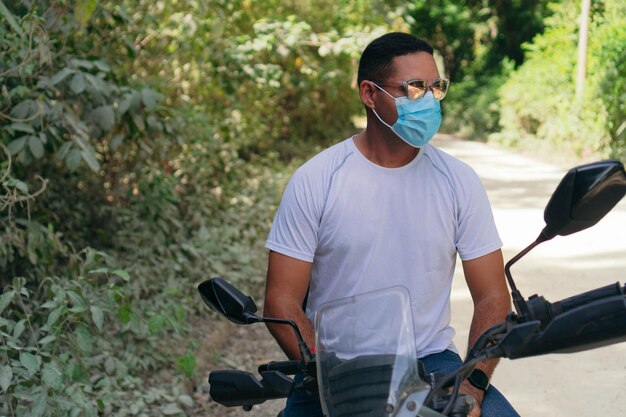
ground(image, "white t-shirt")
xmin=266 ymin=137 xmax=502 ymax=357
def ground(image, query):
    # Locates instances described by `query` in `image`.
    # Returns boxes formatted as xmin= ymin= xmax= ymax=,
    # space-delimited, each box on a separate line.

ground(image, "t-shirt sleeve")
xmin=266 ymin=169 xmax=321 ymax=262
xmin=455 ymin=170 xmax=502 ymax=261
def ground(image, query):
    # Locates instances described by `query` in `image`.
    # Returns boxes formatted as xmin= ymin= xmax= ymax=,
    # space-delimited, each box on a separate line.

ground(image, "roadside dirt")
xmin=191 ymin=305 xmax=288 ymax=417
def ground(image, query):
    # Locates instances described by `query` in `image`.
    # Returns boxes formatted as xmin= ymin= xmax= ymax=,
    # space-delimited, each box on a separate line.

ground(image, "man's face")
xmin=373 ymin=52 xmax=440 ymax=125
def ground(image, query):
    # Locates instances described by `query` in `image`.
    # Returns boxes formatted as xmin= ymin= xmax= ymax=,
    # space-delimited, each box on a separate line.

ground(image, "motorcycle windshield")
xmin=314 ymin=286 xmax=430 ymax=417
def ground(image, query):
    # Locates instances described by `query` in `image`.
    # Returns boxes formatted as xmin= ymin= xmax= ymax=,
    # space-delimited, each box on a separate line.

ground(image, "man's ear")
xmin=359 ymin=80 xmax=376 ymax=109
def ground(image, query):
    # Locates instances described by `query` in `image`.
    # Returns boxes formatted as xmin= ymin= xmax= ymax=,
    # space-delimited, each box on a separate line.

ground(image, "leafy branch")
xmin=1 ymin=144 xmax=49 ymax=218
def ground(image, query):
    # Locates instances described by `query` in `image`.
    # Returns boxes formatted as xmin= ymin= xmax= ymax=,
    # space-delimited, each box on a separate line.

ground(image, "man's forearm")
xmin=264 ymin=300 xmax=316 ymax=360
xmin=467 ymin=293 xmax=511 ymax=376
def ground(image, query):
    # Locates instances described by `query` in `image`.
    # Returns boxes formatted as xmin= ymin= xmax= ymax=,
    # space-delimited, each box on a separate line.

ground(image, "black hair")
xmin=357 ymin=32 xmax=434 ymax=85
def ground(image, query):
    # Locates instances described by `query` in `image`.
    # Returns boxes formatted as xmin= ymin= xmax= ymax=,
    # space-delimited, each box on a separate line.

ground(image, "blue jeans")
xmin=282 ymin=350 xmax=519 ymax=417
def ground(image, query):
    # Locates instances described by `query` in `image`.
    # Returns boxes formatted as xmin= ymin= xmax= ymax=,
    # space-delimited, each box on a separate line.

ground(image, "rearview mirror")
xmin=541 ymin=160 xmax=626 ymax=241
xmin=198 ymin=277 xmax=260 ymax=325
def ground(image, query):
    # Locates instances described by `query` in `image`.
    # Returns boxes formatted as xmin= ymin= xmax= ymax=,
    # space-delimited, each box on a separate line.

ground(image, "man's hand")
xmin=460 ymin=381 xmax=485 ymax=417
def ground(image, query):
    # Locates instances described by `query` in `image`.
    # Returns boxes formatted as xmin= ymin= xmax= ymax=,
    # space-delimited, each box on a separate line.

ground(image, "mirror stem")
xmin=505 ymin=233 xmax=549 ymax=318
xmin=259 ymin=317 xmax=314 ymax=362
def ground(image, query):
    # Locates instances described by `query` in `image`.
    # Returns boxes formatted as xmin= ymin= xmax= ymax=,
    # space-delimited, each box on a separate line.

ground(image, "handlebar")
xmin=556 ymin=282 xmax=624 ymax=313
xmin=527 ymin=282 xmax=624 ymax=325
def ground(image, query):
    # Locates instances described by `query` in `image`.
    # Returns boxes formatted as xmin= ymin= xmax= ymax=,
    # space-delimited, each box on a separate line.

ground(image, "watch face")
xmin=469 ymin=369 xmax=489 ymax=390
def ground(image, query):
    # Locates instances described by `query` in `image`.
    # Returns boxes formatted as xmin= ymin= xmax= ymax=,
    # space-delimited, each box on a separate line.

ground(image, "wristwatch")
xmin=467 ymin=369 xmax=490 ymax=392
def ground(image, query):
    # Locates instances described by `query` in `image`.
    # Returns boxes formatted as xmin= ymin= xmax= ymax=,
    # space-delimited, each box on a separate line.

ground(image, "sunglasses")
xmin=373 ymin=78 xmax=449 ymax=101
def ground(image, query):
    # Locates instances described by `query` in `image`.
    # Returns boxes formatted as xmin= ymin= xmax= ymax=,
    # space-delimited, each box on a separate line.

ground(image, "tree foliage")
xmin=0 ymin=0 xmax=404 ymax=415
xmin=496 ymin=0 xmax=626 ymax=159
xmin=407 ymin=0 xmax=553 ymax=139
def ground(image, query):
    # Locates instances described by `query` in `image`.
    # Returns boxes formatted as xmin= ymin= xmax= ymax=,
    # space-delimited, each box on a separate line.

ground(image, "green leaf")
xmin=0 ymin=365 xmax=12 ymax=393
xmin=46 ymin=307 xmax=63 ymax=328
xmin=70 ymin=59 xmax=94 ymax=70
xmin=69 ymin=73 xmax=87 ymax=94
xmin=55 ymin=141 xmax=72 ymax=161
xmin=104 ymin=356 xmax=115 ymax=375
xmin=13 ymin=180 xmax=29 ymax=193
xmin=93 ymin=60 xmax=111 ymax=73
xmin=28 ymin=135 xmax=45 ymax=159
xmin=65 ymin=149 xmax=82 ymax=171
xmin=178 ymin=394 xmax=194 ymax=407
xmin=90 ymin=306 xmax=104 ymax=330
xmin=42 ymin=363 xmax=63 ymax=391
xmin=0 ymin=290 xmax=16 ymax=315
xmin=50 ymin=68 xmax=74 ymax=86
xmin=112 ymin=269 xmax=130 ymax=281
xmin=110 ymin=134 xmax=124 ymax=150
xmin=74 ymin=0 xmax=98 ymax=27
xmin=141 ymin=88 xmax=160 ymax=109
xmin=118 ymin=95 xmax=132 ymax=114
xmin=30 ymin=391 xmax=47 ymax=417
xmin=12 ymin=319 xmax=26 ymax=339
xmin=66 ymin=291 xmax=83 ymax=306
xmin=161 ymin=403 xmax=184 ymax=415
xmin=148 ymin=315 xmax=165 ymax=334
xmin=90 ymin=105 xmax=115 ymax=130
xmin=131 ymin=112 xmax=145 ymax=131
xmin=64 ymin=112 xmax=88 ymax=137
xmin=176 ymin=352 xmax=196 ymax=378
xmin=0 ymin=0 xmax=24 ymax=37
xmin=117 ymin=304 xmax=132 ymax=324
xmin=75 ymin=325 xmax=93 ymax=353
xmin=19 ymin=352 xmax=40 ymax=376
xmin=38 ymin=335 xmax=57 ymax=346
xmin=7 ymin=137 xmax=26 ymax=155
xmin=7 ymin=340 xmax=21 ymax=350
xmin=9 ymin=123 xmax=35 ymax=133
xmin=11 ymin=99 xmax=36 ymax=119
xmin=80 ymin=149 xmax=101 ymax=173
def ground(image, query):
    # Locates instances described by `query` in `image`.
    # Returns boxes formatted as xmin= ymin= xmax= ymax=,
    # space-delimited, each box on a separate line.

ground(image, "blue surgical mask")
xmin=371 ymin=85 xmax=442 ymax=148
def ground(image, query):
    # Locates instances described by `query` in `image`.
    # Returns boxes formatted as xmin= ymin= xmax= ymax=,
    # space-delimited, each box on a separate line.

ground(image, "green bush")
xmin=408 ymin=0 xmax=552 ymax=141
xmin=494 ymin=0 xmax=626 ymax=159
xmin=1 ymin=1 xmax=405 ymax=415
xmin=441 ymin=60 xmax=514 ymax=140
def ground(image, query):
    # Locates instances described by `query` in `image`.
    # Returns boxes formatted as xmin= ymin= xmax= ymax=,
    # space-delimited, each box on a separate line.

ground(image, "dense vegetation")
xmin=425 ymin=0 xmax=625 ymax=160
xmin=0 ymin=0 xmax=623 ymax=416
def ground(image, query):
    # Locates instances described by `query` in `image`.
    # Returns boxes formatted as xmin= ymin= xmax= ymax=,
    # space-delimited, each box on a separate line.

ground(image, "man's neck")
xmin=353 ymin=128 xmax=420 ymax=168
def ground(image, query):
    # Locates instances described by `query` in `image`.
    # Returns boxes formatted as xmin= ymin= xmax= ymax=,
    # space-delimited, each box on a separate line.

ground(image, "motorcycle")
xmin=200 ymin=160 xmax=626 ymax=417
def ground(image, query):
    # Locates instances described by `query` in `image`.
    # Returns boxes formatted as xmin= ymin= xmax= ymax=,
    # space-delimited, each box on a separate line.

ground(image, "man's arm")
xmin=460 ymin=249 xmax=511 ymax=414
xmin=263 ymin=250 xmax=315 ymax=360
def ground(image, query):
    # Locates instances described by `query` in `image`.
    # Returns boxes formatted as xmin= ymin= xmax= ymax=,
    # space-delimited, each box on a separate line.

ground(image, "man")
xmin=264 ymin=32 xmax=519 ymax=417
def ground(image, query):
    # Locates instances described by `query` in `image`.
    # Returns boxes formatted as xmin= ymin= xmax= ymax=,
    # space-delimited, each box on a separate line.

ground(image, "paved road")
xmin=436 ymin=135 xmax=626 ymax=417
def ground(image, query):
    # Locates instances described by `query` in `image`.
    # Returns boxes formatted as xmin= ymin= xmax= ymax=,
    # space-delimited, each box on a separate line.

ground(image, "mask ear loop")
xmin=371 ymin=108 xmax=394 ymax=129
xmin=368 ymin=81 xmax=397 ymax=130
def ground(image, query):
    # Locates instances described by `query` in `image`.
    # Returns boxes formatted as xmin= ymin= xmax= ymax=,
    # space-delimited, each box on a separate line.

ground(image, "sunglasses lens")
xmin=406 ymin=80 xmax=427 ymax=100
xmin=431 ymin=79 xmax=449 ymax=101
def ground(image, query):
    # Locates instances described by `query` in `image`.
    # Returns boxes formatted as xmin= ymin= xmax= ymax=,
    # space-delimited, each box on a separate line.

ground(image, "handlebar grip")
xmin=527 ymin=282 xmax=624 ymax=325
xmin=552 ymin=282 xmax=623 ymax=315
xmin=258 ymin=360 xmax=301 ymax=375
